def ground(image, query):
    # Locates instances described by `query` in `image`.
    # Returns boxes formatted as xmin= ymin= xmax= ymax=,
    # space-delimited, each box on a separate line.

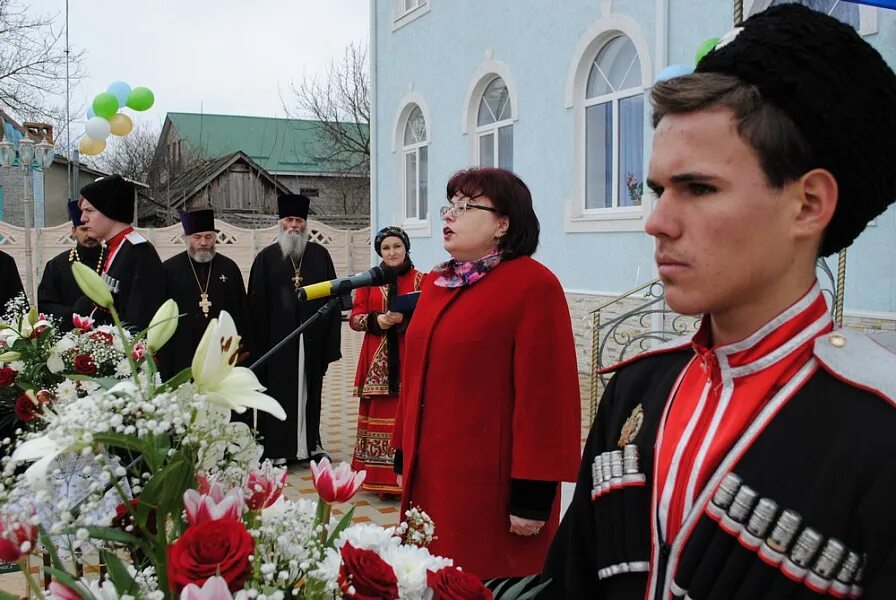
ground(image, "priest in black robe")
xmin=0 ymin=249 xmax=24 ymax=311
xmin=248 ymin=194 xmax=341 ymax=465
xmin=38 ymin=200 xmax=104 ymax=330
xmin=159 ymin=209 xmax=250 ymax=379
xmin=540 ymin=6 xmax=896 ymax=599
xmin=75 ymin=175 xmax=164 ymax=332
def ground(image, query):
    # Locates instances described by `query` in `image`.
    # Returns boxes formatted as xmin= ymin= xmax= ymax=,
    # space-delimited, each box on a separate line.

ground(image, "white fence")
xmin=0 ymin=219 xmax=372 ymax=301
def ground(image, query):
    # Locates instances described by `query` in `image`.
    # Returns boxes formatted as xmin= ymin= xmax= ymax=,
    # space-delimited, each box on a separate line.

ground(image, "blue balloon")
xmin=86 ymin=106 xmax=95 ymax=119
xmin=106 ymin=81 xmax=132 ymax=107
xmin=656 ymin=64 xmax=694 ymax=82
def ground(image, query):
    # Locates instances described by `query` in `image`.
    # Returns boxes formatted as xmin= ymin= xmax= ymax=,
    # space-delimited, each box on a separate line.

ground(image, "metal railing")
xmin=588 ymin=256 xmax=843 ymax=420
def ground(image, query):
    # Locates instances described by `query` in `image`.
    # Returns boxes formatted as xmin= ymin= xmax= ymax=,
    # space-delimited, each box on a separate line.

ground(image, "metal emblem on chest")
xmin=618 ymin=403 xmax=644 ymax=448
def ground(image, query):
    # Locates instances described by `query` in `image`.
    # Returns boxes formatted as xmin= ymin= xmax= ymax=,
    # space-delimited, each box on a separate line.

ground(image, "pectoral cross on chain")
xmin=199 ymin=292 xmax=212 ymax=317
xmin=292 ymin=273 xmax=303 ymax=290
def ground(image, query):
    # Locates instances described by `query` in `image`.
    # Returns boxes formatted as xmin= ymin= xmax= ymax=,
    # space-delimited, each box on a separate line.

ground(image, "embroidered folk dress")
xmin=350 ymin=267 xmax=424 ymax=494
xmin=541 ymin=282 xmax=896 ymax=599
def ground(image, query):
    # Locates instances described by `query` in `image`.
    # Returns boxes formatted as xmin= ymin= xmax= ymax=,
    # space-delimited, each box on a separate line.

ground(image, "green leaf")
xmin=92 ymin=432 xmax=148 ymax=456
xmin=325 ymin=506 xmax=356 ymax=548
xmin=102 ymin=550 xmax=139 ymax=595
xmin=82 ymin=525 xmax=144 ymax=546
xmin=0 ymin=590 xmax=21 ymax=600
xmin=156 ymin=366 xmax=193 ymax=393
xmin=492 ymin=575 xmax=551 ymax=600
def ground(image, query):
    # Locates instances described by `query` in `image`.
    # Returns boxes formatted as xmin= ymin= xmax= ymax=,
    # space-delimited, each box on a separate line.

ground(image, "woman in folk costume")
xmin=350 ymin=226 xmax=424 ymax=496
xmin=391 ymin=168 xmax=581 ymax=579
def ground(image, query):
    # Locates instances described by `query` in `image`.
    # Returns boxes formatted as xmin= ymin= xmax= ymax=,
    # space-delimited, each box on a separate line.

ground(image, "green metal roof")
xmin=166 ymin=112 xmax=368 ymax=175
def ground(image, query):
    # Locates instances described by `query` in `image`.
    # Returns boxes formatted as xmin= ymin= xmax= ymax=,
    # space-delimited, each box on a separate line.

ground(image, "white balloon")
xmin=85 ymin=116 xmax=112 ymax=140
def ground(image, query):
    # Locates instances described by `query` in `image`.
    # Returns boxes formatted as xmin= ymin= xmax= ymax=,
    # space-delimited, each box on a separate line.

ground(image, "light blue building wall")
xmin=371 ymin=0 xmax=896 ymax=318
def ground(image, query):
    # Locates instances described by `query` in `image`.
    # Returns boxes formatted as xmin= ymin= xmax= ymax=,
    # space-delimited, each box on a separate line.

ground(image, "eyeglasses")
xmin=439 ymin=197 xmax=499 ymax=220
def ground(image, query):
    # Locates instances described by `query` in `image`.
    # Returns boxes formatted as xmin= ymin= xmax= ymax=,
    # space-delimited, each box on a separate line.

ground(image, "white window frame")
xmin=392 ymin=0 xmax=430 ymax=31
xmin=583 ymin=78 xmax=644 ymax=213
xmin=461 ymin=54 xmax=520 ymax=171
xmin=392 ymin=93 xmax=432 ymax=238
xmin=745 ymin=0 xmax=877 ymax=36
xmin=402 ymin=111 xmax=428 ymax=223
xmin=475 ymin=77 xmax=513 ymax=169
xmin=563 ymin=15 xmax=652 ymax=234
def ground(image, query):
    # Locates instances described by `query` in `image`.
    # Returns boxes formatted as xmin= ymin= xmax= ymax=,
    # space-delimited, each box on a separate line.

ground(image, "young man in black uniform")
xmin=76 ymin=175 xmax=164 ymax=332
xmin=541 ymin=5 xmax=896 ymax=599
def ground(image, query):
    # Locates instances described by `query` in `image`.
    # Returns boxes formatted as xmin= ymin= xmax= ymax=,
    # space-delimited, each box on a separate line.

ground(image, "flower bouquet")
xmin=0 ymin=264 xmax=546 ymax=599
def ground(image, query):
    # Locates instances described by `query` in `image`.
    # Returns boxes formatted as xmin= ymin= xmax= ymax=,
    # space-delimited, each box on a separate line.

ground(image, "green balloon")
xmin=126 ymin=86 xmax=155 ymax=111
xmin=695 ymin=37 xmax=720 ymax=64
xmin=92 ymin=92 xmax=119 ymax=119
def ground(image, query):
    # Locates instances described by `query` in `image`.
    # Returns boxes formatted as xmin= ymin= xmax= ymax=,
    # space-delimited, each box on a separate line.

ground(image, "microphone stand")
xmin=249 ymin=295 xmax=343 ymax=372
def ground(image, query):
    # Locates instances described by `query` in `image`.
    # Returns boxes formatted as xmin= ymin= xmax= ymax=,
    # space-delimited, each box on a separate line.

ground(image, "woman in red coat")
xmin=392 ymin=168 xmax=581 ymax=579
xmin=350 ymin=226 xmax=424 ymax=495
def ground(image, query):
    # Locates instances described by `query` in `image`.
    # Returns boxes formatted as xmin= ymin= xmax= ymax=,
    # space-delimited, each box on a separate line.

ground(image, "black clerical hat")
xmin=79 ymin=174 xmax=135 ymax=224
xmin=67 ymin=199 xmax=82 ymax=229
xmin=278 ymin=194 xmax=310 ymax=220
xmin=180 ymin=209 xmax=218 ymax=235
xmin=695 ymin=4 xmax=896 ymax=256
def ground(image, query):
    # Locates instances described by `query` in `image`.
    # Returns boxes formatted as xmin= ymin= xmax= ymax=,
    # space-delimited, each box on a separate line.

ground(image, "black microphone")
xmin=296 ymin=265 xmax=397 ymax=301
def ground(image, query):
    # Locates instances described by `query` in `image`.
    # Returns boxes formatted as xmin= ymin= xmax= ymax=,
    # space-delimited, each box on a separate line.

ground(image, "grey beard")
xmin=189 ymin=248 xmax=215 ymax=264
xmin=279 ymin=229 xmax=309 ymax=260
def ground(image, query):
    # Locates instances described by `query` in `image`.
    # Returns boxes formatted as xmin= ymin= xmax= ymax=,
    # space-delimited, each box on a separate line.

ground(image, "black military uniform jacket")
xmin=541 ymin=329 xmax=896 ymax=599
xmin=73 ymin=230 xmax=165 ymax=332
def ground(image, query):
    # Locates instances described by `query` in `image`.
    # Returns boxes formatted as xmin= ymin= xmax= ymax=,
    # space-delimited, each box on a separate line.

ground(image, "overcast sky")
xmin=27 ymin=0 xmax=369 ymax=140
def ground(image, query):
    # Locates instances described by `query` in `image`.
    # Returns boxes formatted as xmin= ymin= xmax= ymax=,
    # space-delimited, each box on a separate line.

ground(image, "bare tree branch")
xmin=86 ymin=121 xmax=160 ymax=184
xmin=0 ymin=0 xmax=84 ymax=123
xmin=287 ymin=41 xmax=370 ymax=215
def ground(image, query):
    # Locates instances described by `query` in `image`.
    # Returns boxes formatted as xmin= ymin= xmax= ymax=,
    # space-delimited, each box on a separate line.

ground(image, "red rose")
xmin=0 ymin=367 xmax=16 ymax=387
xmin=88 ymin=331 xmax=114 ymax=345
xmin=427 ymin=567 xmax=493 ymax=600
xmin=166 ymin=519 xmax=253 ymax=592
xmin=14 ymin=394 xmax=40 ymax=422
xmin=73 ymin=354 xmax=97 ymax=375
xmin=338 ymin=542 xmax=399 ymax=600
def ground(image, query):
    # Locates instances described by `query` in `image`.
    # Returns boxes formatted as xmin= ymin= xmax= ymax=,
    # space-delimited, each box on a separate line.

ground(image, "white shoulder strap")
xmin=813 ymin=329 xmax=896 ymax=405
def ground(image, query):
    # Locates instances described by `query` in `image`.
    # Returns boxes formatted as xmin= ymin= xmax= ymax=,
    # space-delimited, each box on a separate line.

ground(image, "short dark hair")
xmin=651 ymin=72 xmax=813 ymax=189
xmin=445 ymin=167 xmax=540 ymax=259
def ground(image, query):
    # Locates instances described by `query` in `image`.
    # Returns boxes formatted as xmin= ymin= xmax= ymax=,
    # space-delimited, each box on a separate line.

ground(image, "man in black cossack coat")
xmin=76 ymin=175 xmax=164 ymax=332
xmin=540 ymin=6 xmax=896 ymax=599
xmin=38 ymin=200 xmax=104 ymax=330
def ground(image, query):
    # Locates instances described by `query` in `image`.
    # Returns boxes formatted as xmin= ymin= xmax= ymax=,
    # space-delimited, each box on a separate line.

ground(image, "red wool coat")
xmin=392 ymin=256 xmax=581 ymax=578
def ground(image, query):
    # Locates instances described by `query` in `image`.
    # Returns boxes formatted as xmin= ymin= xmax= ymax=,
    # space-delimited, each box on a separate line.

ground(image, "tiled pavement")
xmin=0 ymin=323 xmax=592 ymax=592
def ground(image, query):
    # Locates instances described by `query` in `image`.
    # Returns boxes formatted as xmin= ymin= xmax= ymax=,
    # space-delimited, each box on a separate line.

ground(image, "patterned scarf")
xmin=433 ymin=250 xmax=502 ymax=288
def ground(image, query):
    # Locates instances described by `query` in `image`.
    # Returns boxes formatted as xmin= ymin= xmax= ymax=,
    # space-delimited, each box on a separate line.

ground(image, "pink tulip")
xmin=183 ymin=482 xmax=244 ymax=526
xmin=48 ymin=582 xmax=80 ymax=600
xmin=309 ymin=457 xmax=366 ymax=504
xmin=0 ymin=512 xmax=36 ymax=563
xmin=131 ymin=342 xmax=147 ymax=360
xmin=179 ymin=576 xmax=249 ymax=600
xmin=245 ymin=463 xmax=288 ymax=511
xmin=72 ymin=313 xmax=94 ymax=331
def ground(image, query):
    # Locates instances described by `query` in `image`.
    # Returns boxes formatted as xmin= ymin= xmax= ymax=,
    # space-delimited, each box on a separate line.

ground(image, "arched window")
xmin=476 ymin=77 xmax=513 ymax=169
xmin=402 ymin=105 xmax=428 ymax=220
xmin=585 ymin=35 xmax=643 ymax=210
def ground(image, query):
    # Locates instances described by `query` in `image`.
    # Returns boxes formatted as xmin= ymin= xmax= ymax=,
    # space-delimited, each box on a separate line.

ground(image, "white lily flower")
xmin=192 ymin=311 xmax=285 ymax=421
xmin=146 ymin=299 xmax=179 ymax=352
xmin=11 ymin=436 xmax=67 ymax=489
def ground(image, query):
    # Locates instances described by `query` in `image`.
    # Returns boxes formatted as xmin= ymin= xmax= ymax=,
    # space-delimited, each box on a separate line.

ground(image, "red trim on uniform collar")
xmin=103 ymin=226 xmax=134 ymax=273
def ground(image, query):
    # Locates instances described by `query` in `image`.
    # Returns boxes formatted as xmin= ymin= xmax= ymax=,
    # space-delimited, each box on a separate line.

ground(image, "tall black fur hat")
xmin=696 ymin=4 xmax=896 ymax=256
